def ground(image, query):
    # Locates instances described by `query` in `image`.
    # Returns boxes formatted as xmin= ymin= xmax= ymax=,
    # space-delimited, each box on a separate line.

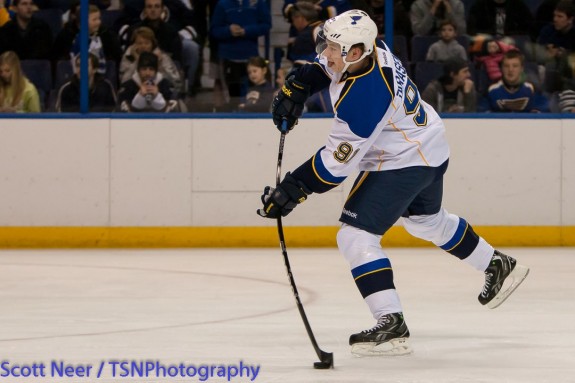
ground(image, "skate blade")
xmin=351 ymin=337 xmax=412 ymax=357
xmin=487 ymin=264 xmax=530 ymax=309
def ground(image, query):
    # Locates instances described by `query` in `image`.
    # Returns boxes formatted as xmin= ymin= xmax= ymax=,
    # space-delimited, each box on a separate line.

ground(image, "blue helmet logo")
xmin=350 ymin=15 xmax=362 ymax=25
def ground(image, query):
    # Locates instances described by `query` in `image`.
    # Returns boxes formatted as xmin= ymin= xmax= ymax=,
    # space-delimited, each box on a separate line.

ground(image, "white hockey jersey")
xmin=305 ymin=43 xmax=450 ymax=189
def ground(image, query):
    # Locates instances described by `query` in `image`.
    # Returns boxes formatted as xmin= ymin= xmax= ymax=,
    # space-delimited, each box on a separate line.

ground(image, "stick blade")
xmin=313 ymin=352 xmax=334 ymax=369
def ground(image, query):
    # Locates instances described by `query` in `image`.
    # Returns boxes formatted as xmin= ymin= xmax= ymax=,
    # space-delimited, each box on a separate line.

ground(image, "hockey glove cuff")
xmin=272 ymin=76 xmax=311 ymax=132
xmin=257 ymin=173 xmax=312 ymax=218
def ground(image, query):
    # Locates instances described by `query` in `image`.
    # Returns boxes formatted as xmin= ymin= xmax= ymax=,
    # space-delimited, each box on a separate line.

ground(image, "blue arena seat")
xmin=32 ymin=9 xmax=63 ymax=38
xmin=21 ymin=60 xmax=52 ymax=111
xmin=100 ymin=9 xmax=122 ymax=31
xmin=21 ymin=60 xmax=52 ymax=94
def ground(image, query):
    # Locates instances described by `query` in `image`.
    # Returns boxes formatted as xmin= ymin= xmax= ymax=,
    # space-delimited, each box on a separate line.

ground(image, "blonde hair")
xmin=0 ymin=51 xmax=27 ymax=107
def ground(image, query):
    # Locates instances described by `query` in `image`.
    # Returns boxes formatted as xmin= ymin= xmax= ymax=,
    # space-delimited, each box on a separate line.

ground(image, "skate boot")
xmin=349 ymin=312 xmax=412 ymax=356
xmin=478 ymin=250 xmax=529 ymax=309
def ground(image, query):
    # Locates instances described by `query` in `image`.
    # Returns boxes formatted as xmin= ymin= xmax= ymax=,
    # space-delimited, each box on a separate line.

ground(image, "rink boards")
xmin=0 ymin=117 xmax=572 ymax=247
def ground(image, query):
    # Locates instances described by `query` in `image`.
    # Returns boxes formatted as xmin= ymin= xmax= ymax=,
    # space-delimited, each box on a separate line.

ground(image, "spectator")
xmin=117 ymin=51 xmax=177 ymax=112
xmin=421 ymin=57 xmax=476 ymax=112
xmin=120 ymin=26 xmax=182 ymax=95
xmin=482 ymin=50 xmax=549 ymax=112
xmin=538 ymin=0 xmax=575 ymax=51
xmin=56 ymin=53 xmax=116 ymax=112
xmin=0 ymin=50 xmax=40 ymax=112
xmin=287 ymin=2 xmax=322 ymax=67
xmin=119 ymin=0 xmax=201 ymax=96
xmin=475 ymin=37 xmax=517 ymax=82
xmin=410 ymin=0 xmax=466 ymax=36
xmin=535 ymin=0 xmax=562 ymax=37
xmin=467 ymin=0 xmax=534 ymax=38
xmin=0 ymin=0 xmax=53 ymax=60
xmin=426 ymin=19 xmax=468 ymax=62
xmin=210 ymin=0 xmax=271 ymax=103
xmin=239 ymin=56 xmax=274 ymax=112
xmin=52 ymin=4 xmax=122 ymax=75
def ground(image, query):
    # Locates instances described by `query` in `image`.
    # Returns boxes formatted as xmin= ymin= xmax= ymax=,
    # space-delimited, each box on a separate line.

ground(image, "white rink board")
xmin=563 ymin=123 xmax=575 ymax=225
xmin=0 ymin=118 xmax=572 ymax=226
xmin=0 ymin=119 xmax=109 ymax=226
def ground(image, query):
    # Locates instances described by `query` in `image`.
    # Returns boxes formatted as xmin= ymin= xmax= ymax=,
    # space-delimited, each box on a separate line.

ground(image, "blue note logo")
xmin=350 ymin=16 xmax=362 ymax=25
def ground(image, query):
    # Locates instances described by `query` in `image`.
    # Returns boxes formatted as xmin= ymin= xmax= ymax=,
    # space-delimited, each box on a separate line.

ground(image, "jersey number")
xmin=333 ymin=142 xmax=353 ymax=163
xmin=403 ymin=78 xmax=427 ymax=127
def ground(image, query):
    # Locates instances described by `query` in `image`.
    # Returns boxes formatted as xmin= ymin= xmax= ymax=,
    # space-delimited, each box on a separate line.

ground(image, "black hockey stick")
xmin=275 ymin=120 xmax=334 ymax=369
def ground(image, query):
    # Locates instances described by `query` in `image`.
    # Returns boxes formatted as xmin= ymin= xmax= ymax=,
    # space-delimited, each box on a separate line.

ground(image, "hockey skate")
xmin=349 ymin=312 xmax=412 ymax=357
xmin=478 ymin=250 xmax=529 ymax=309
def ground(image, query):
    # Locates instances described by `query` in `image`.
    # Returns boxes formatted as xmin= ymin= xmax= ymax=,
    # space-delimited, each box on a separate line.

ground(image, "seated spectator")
xmin=410 ymin=0 xmax=466 ymax=36
xmin=0 ymin=0 xmax=53 ymax=60
xmin=475 ymin=37 xmax=517 ymax=82
xmin=52 ymin=3 xmax=122 ymax=76
xmin=535 ymin=0 xmax=562 ymax=37
xmin=537 ymin=0 xmax=575 ymax=92
xmin=0 ymin=50 xmax=40 ymax=112
xmin=421 ymin=57 xmax=476 ymax=112
xmin=482 ymin=50 xmax=549 ymax=112
xmin=119 ymin=0 xmax=201 ymax=96
xmin=287 ymin=2 xmax=322 ymax=67
xmin=557 ymin=88 xmax=575 ymax=112
xmin=467 ymin=0 xmax=534 ymax=38
xmin=120 ymin=26 xmax=182 ymax=95
xmin=210 ymin=0 xmax=271 ymax=103
xmin=426 ymin=19 xmax=468 ymax=62
xmin=117 ymin=51 xmax=177 ymax=112
xmin=55 ymin=53 xmax=116 ymax=112
xmin=239 ymin=56 xmax=274 ymax=112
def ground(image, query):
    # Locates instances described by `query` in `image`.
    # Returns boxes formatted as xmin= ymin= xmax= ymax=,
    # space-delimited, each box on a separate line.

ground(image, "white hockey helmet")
xmin=316 ymin=10 xmax=377 ymax=68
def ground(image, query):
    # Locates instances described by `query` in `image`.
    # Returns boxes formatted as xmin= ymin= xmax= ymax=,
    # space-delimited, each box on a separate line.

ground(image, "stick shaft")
xmin=275 ymin=122 xmax=332 ymax=364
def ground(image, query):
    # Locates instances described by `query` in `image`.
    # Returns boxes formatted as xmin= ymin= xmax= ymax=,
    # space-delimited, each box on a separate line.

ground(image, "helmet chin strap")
xmin=341 ymin=52 xmax=368 ymax=73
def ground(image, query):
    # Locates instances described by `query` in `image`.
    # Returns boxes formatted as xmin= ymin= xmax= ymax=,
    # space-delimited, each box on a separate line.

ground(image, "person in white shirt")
xmin=257 ymin=10 xmax=529 ymax=357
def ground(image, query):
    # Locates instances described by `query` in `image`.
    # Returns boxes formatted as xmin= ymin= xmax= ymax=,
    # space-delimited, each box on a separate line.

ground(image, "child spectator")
xmin=426 ymin=19 xmax=468 ymax=62
xmin=475 ymin=38 xmax=517 ymax=82
xmin=482 ymin=50 xmax=549 ymax=112
xmin=53 ymin=3 xmax=122 ymax=76
xmin=117 ymin=51 xmax=177 ymax=112
xmin=119 ymin=26 xmax=182 ymax=96
xmin=421 ymin=57 xmax=477 ymax=112
xmin=239 ymin=56 xmax=274 ymax=112
xmin=0 ymin=50 xmax=40 ymax=112
xmin=56 ymin=53 xmax=116 ymax=112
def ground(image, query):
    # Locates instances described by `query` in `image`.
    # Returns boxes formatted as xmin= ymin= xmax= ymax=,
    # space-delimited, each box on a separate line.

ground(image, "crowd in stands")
xmin=1 ymin=0 xmax=575 ymax=113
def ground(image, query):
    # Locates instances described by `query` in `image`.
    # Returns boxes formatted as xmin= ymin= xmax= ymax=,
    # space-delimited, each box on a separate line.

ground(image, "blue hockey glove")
xmin=272 ymin=76 xmax=310 ymax=132
xmin=257 ymin=173 xmax=312 ymax=218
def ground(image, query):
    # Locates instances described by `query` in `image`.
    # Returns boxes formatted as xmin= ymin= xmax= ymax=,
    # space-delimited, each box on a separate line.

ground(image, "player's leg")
xmin=402 ymin=162 xmax=529 ymax=309
xmin=337 ymin=168 xmax=439 ymax=356
xmin=337 ymin=224 xmax=411 ymax=356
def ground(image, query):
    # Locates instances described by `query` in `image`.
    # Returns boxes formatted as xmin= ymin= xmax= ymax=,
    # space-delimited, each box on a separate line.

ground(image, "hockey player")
xmin=257 ymin=10 xmax=530 ymax=356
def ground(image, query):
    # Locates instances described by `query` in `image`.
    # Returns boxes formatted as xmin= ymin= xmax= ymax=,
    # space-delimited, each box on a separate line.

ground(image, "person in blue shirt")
xmin=210 ymin=0 xmax=271 ymax=103
xmin=482 ymin=50 xmax=549 ymax=112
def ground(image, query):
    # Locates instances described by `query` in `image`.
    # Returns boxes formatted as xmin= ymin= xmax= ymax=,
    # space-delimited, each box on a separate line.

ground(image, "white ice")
xmin=0 ymin=247 xmax=573 ymax=383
